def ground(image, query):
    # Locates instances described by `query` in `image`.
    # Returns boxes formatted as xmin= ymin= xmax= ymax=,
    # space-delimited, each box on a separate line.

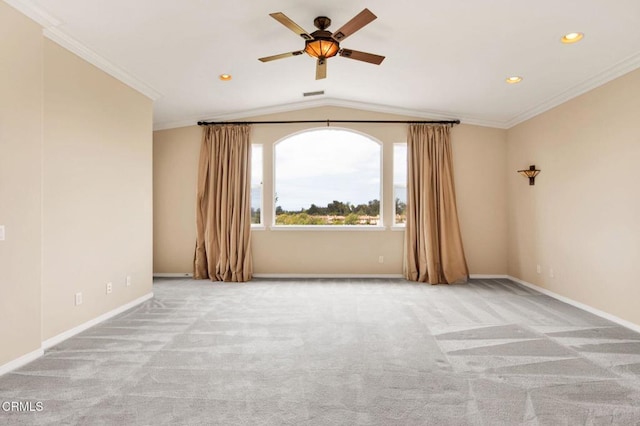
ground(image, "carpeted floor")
xmin=1 ymin=278 xmax=640 ymax=425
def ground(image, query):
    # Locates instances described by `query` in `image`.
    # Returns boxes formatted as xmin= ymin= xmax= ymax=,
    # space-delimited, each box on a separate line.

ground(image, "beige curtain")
xmin=194 ymin=125 xmax=253 ymax=282
xmin=404 ymin=124 xmax=468 ymax=284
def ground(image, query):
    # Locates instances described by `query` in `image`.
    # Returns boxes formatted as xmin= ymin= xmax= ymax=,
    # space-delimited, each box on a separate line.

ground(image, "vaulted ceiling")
xmin=9 ymin=0 xmax=640 ymax=129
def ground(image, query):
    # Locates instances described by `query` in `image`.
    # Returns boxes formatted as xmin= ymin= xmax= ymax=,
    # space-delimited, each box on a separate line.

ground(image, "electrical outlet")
xmin=106 ymin=282 xmax=113 ymax=294
xmin=549 ymin=268 xmax=555 ymax=278
xmin=536 ymin=264 xmax=541 ymax=274
xmin=75 ymin=292 xmax=82 ymax=306
xmin=378 ymin=255 xmax=384 ymax=264
xmin=126 ymin=276 xmax=131 ymax=287
xmin=0 ymin=225 xmax=5 ymax=241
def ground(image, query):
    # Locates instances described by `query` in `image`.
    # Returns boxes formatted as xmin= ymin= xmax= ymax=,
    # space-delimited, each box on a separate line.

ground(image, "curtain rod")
xmin=197 ymin=119 xmax=460 ymax=126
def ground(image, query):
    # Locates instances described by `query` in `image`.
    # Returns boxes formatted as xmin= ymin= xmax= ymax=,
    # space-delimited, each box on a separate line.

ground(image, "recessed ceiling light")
xmin=219 ymin=74 xmax=232 ymax=81
xmin=506 ymin=76 xmax=523 ymax=84
xmin=561 ymin=32 xmax=584 ymax=44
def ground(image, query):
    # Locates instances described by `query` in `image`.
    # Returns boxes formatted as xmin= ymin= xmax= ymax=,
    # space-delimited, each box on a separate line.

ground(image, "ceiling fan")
xmin=258 ymin=8 xmax=385 ymax=80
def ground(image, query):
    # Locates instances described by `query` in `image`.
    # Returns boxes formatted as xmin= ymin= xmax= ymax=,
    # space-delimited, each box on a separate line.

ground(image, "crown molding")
xmin=12 ymin=0 xmax=638 ymax=131
xmin=4 ymin=0 xmax=60 ymax=27
xmin=43 ymin=28 xmax=162 ymax=101
xmin=153 ymin=98 xmax=508 ymax=131
xmin=6 ymin=0 xmax=162 ymax=101
xmin=506 ymin=51 xmax=640 ymax=128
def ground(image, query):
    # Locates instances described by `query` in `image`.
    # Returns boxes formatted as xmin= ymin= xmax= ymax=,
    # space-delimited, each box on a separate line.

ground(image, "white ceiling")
xmin=9 ymin=0 xmax=640 ymax=129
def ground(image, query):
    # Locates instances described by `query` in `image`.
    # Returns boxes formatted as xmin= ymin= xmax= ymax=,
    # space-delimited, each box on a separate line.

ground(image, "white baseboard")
xmin=253 ymin=273 xmax=405 ymax=279
xmin=42 ymin=292 xmax=153 ymax=350
xmin=153 ymin=273 xmax=193 ymax=278
xmin=507 ymin=275 xmax=640 ymax=334
xmin=0 ymin=348 xmax=44 ymax=377
xmin=2 ymin=293 xmax=154 ymax=376
xmin=469 ymin=274 xmax=509 ymax=279
xmin=157 ymin=273 xmax=507 ymax=280
xmin=254 ymin=274 xmax=508 ymax=280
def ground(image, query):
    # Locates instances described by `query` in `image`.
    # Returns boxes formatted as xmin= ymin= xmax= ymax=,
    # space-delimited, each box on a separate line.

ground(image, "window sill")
xmin=251 ymin=225 xmax=266 ymax=231
xmin=269 ymin=225 xmax=388 ymax=232
xmin=391 ymin=225 xmax=406 ymax=231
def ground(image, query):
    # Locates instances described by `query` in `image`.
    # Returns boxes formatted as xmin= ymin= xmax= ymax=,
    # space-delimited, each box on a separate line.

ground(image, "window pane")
xmin=251 ymin=145 xmax=262 ymax=225
xmin=274 ymin=129 xmax=381 ymax=226
xmin=394 ymin=144 xmax=407 ymax=225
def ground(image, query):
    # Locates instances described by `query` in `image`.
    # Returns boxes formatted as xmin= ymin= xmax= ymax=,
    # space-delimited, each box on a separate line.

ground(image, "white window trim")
xmin=270 ymin=225 xmax=387 ymax=231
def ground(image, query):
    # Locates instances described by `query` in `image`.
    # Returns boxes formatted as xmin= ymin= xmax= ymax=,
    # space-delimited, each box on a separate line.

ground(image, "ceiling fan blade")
xmin=332 ymin=8 xmax=377 ymax=41
xmin=259 ymin=51 xmax=304 ymax=62
xmin=316 ymin=58 xmax=327 ymax=80
xmin=339 ymin=49 xmax=385 ymax=65
xmin=269 ymin=12 xmax=314 ymax=40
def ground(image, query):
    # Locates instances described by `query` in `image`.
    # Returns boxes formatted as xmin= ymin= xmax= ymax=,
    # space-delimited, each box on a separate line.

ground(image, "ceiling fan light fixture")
xmin=259 ymin=9 xmax=384 ymax=80
xmin=304 ymin=38 xmax=340 ymax=59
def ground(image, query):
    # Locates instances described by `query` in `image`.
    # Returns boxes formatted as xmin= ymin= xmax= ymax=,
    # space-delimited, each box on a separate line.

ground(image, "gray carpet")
xmin=1 ymin=278 xmax=640 ymax=425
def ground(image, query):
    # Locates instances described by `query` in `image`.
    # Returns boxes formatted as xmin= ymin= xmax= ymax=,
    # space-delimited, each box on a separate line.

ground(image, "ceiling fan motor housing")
xmin=313 ymin=16 xmax=331 ymax=30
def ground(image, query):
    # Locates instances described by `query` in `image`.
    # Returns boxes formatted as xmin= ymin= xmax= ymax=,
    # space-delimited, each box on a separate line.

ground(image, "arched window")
xmin=274 ymin=128 xmax=382 ymax=226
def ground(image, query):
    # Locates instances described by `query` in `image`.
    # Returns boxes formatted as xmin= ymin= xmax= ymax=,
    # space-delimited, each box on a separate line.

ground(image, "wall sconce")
xmin=518 ymin=165 xmax=541 ymax=185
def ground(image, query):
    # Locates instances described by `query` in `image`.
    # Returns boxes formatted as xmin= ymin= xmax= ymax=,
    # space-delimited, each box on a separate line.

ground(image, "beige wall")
xmin=1 ymin=1 xmax=154 ymax=367
xmin=452 ymin=124 xmax=508 ymax=275
xmin=153 ymin=107 xmax=507 ymax=276
xmin=153 ymin=125 xmax=201 ymax=273
xmin=42 ymin=40 xmax=154 ymax=339
xmin=507 ymin=68 xmax=640 ymax=325
xmin=0 ymin=2 xmax=43 ymax=365
xmin=4 ymin=0 xmax=636 ymax=373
